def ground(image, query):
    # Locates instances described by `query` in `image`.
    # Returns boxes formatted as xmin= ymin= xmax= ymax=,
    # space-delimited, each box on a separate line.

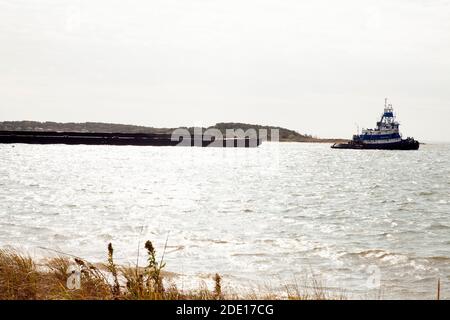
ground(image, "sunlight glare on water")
xmin=0 ymin=142 xmax=449 ymax=299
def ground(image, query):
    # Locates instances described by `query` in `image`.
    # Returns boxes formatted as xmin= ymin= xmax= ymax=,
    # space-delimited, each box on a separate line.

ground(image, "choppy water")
xmin=1 ymin=142 xmax=449 ymax=299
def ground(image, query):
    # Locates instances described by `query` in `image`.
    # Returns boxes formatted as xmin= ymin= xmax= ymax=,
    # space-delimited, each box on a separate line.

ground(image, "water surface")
xmin=0 ymin=142 xmax=449 ymax=299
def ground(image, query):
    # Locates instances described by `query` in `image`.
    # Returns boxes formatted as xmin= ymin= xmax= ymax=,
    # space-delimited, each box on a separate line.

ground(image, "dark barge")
xmin=0 ymin=131 xmax=262 ymax=148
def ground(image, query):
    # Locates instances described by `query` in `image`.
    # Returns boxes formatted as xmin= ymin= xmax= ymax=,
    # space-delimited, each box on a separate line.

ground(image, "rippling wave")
xmin=0 ymin=142 xmax=449 ymax=299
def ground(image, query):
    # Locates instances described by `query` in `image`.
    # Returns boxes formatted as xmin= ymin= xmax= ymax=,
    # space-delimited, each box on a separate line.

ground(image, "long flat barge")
xmin=0 ymin=131 xmax=262 ymax=148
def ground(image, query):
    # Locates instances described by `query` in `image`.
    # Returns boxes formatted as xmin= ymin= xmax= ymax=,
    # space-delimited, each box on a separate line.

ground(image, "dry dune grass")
xmin=0 ymin=241 xmax=345 ymax=300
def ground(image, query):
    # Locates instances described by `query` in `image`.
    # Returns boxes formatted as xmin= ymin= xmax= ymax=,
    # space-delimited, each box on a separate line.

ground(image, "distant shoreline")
xmin=0 ymin=120 xmax=347 ymax=144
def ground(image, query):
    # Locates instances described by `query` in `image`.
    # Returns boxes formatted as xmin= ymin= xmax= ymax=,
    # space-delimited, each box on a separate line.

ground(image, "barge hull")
xmin=0 ymin=131 xmax=262 ymax=148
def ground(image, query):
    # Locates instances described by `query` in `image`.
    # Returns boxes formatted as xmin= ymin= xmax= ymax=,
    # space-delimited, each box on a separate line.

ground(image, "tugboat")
xmin=331 ymin=99 xmax=420 ymax=150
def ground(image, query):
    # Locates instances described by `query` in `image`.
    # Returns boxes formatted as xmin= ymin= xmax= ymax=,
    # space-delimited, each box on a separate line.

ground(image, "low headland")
xmin=0 ymin=121 xmax=346 ymax=143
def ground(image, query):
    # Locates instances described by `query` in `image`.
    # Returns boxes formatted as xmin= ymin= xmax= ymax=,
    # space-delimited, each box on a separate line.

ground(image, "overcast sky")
xmin=0 ymin=0 xmax=449 ymax=141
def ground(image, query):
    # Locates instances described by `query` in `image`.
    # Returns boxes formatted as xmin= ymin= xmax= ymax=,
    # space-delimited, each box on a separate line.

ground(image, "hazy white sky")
xmin=0 ymin=0 xmax=449 ymax=141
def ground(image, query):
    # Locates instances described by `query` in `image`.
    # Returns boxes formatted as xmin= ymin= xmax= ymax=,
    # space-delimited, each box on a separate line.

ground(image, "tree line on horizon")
xmin=0 ymin=120 xmax=340 ymax=142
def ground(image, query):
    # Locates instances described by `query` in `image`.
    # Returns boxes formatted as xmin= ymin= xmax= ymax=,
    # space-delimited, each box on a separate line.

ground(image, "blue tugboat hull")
xmin=331 ymin=139 xmax=420 ymax=150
